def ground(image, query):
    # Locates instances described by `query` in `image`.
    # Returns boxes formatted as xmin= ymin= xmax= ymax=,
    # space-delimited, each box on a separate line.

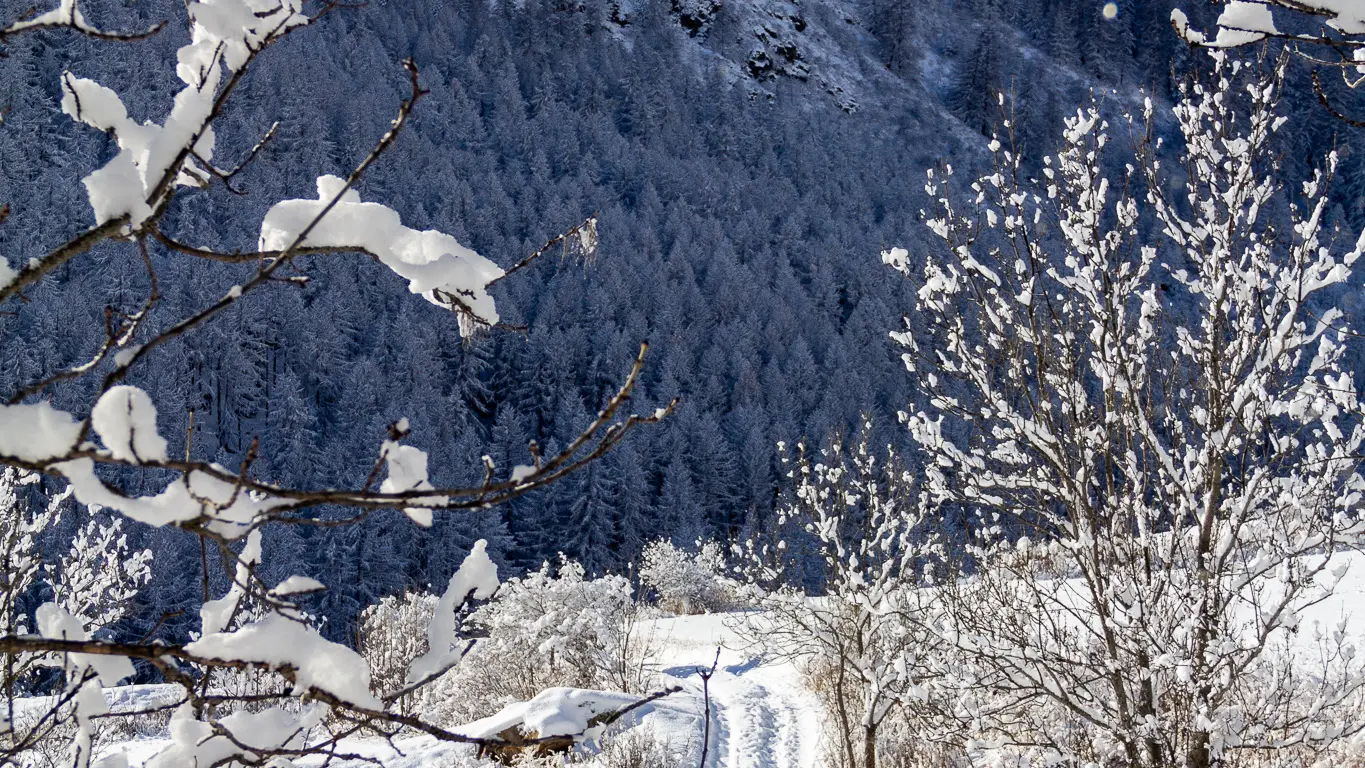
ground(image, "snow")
xmin=91 ymin=386 xmax=168 ymax=463
xmin=406 ymin=539 xmax=500 ymax=685
xmin=57 ymin=0 xmax=308 ymax=228
xmin=63 ymin=561 xmax=1365 ymax=768
xmin=3 ymin=0 xmax=95 ymax=36
xmin=141 ymin=703 xmax=325 ymax=768
xmin=259 ymin=176 xmax=505 ymax=328
xmin=0 ymin=401 xmax=82 ymax=462
xmin=185 ymin=612 xmax=382 ymax=709
xmin=647 ymin=612 xmax=823 ymax=768
xmin=35 ymin=602 xmax=135 ymax=686
xmin=57 ymin=458 xmax=288 ymax=537
xmin=1213 ymin=1 xmax=1278 ymax=46
xmin=379 ymin=439 xmax=447 ymax=527
xmin=1299 ymin=0 xmax=1365 ymax=34
xmin=271 ymin=574 xmax=326 ymax=595
xmin=199 ymin=529 xmax=261 ymax=635
xmin=456 ymin=687 xmax=646 ymax=740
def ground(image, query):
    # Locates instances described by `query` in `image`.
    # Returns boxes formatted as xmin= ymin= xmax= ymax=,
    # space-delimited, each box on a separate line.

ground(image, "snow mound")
xmin=457 ymin=687 xmax=646 ymax=740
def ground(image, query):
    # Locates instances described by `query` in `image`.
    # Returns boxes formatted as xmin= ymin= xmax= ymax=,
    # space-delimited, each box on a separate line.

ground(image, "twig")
xmin=697 ymin=647 xmax=721 ymax=768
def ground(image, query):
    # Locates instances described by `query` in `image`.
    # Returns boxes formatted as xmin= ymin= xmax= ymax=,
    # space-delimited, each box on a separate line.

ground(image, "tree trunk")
xmin=1187 ymin=734 xmax=1212 ymax=768
xmin=862 ymin=722 xmax=878 ymax=768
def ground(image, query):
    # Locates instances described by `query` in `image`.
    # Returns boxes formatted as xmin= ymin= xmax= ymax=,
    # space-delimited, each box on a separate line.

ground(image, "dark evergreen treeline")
xmin=1 ymin=0 xmax=1361 ymax=642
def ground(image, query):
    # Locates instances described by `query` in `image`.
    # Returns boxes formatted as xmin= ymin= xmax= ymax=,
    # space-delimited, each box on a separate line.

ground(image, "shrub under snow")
xmin=638 ymin=539 xmax=737 ymax=615
xmin=361 ymin=555 xmax=656 ymax=730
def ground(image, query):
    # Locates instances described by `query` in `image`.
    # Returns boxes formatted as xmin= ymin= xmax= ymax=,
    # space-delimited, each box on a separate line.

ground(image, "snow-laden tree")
xmin=886 ymin=53 xmax=1365 ymax=767
xmin=737 ymin=423 xmax=947 ymax=768
xmin=0 ymin=1 xmax=673 ymax=764
xmin=1 ymin=467 xmax=152 ymax=744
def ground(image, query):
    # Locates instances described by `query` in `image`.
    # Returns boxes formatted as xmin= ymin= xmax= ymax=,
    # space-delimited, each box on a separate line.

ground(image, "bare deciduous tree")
xmin=887 ymin=53 xmax=1365 ymax=768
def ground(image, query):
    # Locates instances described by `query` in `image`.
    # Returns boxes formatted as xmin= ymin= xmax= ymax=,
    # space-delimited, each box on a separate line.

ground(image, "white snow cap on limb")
xmin=144 ymin=702 xmax=324 ymax=768
xmin=0 ymin=402 xmax=82 ymax=462
xmin=186 ymin=613 xmax=381 ymax=709
xmin=456 ymin=687 xmax=647 ymax=741
xmin=199 ymin=529 xmax=262 ymax=636
xmin=405 ymin=539 xmax=499 ymax=685
xmin=91 ymin=386 xmax=168 ymax=463
xmin=379 ymin=439 xmax=448 ymax=526
xmin=1177 ymin=0 xmax=1364 ymax=43
xmin=59 ymin=0 xmax=307 ymax=227
xmin=56 ymin=459 xmax=287 ymax=537
xmin=1286 ymin=0 xmax=1365 ymax=34
xmin=35 ymin=603 xmax=135 ymax=685
xmin=1212 ymin=1 xmax=1279 ymax=45
xmin=259 ymin=176 xmax=505 ymax=330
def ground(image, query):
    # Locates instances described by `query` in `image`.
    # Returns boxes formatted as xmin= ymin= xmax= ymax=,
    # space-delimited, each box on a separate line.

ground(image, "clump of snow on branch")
xmin=199 ymin=529 xmax=262 ymax=636
xmin=55 ymin=458 xmax=286 ymax=537
xmin=90 ymin=385 xmax=168 ymax=464
xmin=379 ymin=436 xmax=448 ymax=527
xmin=456 ymin=686 xmax=646 ymax=743
xmin=60 ymin=0 xmax=307 ymax=227
xmin=405 ymin=538 xmax=499 ymax=686
xmin=0 ymin=402 xmax=82 ymax=462
xmin=186 ymin=612 xmax=381 ymax=709
xmin=260 ymin=175 xmax=505 ymax=329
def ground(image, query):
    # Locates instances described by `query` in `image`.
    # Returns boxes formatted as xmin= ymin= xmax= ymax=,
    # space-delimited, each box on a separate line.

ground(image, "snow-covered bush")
xmin=361 ymin=556 xmax=658 ymax=730
xmin=0 ymin=468 xmax=152 ymax=700
xmin=465 ymin=557 xmax=654 ymax=697
xmin=573 ymin=725 xmax=683 ymax=768
xmin=359 ymin=590 xmax=437 ymax=712
xmin=638 ymin=539 xmax=737 ymax=615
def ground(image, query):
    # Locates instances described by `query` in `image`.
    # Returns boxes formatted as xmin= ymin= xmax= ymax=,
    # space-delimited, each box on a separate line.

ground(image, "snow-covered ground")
xmin=646 ymin=613 xmax=824 ymax=768
xmin=86 ymin=611 xmax=822 ymax=768
xmin=50 ymin=551 xmax=1365 ymax=767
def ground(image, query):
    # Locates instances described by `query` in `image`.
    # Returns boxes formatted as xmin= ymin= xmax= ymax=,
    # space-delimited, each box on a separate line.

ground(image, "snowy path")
xmin=648 ymin=613 xmax=823 ymax=768
xmin=95 ymin=612 xmax=825 ymax=768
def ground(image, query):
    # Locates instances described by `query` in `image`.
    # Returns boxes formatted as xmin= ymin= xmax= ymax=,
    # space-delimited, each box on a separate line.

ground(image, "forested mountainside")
xmin=2 ymin=0 xmax=1361 ymax=642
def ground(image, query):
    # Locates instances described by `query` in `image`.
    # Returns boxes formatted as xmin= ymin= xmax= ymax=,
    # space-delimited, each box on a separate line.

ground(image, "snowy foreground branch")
xmin=1175 ymin=1 xmax=1365 ymax=122
xmin=0 ymin=0 xmax=673 ymax=765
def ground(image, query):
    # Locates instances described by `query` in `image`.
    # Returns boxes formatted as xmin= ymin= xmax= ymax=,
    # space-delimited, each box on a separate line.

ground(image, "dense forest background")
xmin=2 ymin=0 xmax=1362 ymax=643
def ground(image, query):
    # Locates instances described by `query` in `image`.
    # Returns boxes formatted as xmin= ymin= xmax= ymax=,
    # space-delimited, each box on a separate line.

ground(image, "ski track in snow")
xmin=651 ymin=613 xmax=822 ymax=768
